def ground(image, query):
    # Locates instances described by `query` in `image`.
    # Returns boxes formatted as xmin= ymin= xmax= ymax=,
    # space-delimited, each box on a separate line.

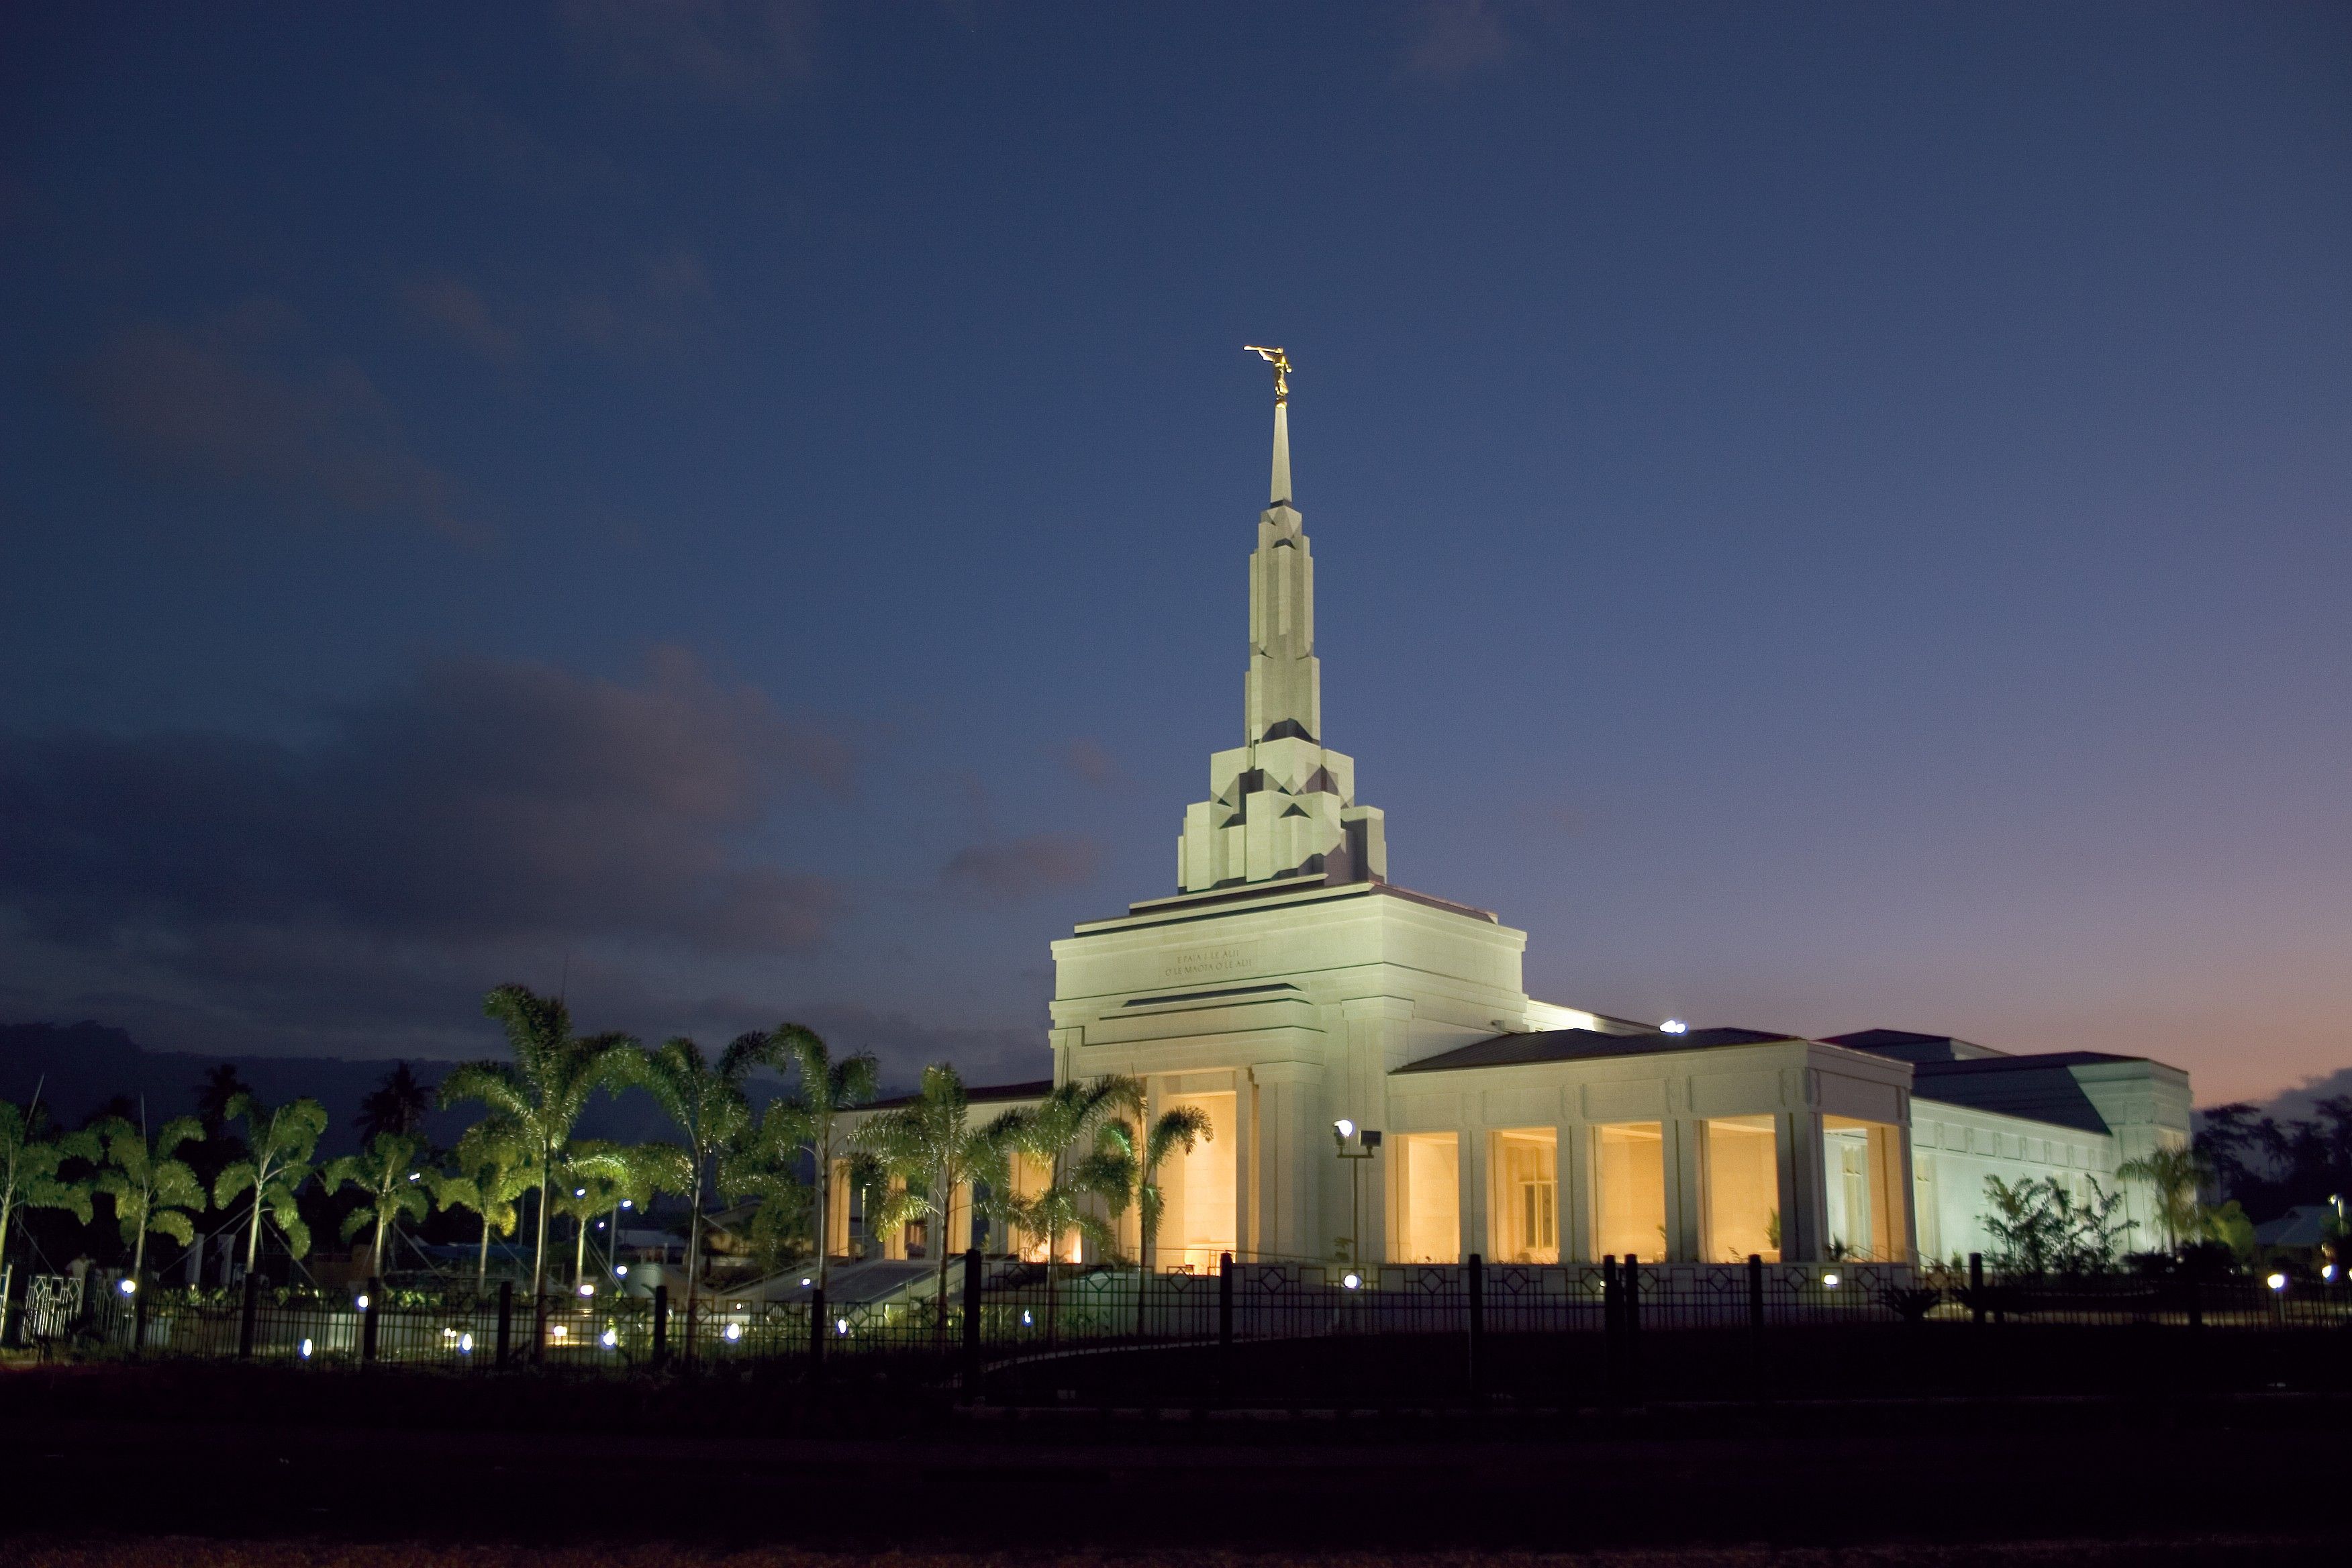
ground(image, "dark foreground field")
xmin=3 ymin=1361 xmax=2342 ymax=1563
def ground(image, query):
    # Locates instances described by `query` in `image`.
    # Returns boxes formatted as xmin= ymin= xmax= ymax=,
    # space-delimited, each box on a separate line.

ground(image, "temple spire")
xmin=1270 ymin=400 xmax=1291 ymax=505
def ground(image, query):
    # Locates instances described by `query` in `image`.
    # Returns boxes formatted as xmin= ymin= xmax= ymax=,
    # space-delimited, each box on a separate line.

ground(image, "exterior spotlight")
xmin=355 ymin=1293 xmax=371 ymax=1311
xmin=724 ymin=1322 xmax=743 ymax=1342
xmin=299 ymin=1338 xmax=313 ymax=1359
xmin=1021 ymin=1309 xmax=1034 ymax=1327
xmin=621 ymin=1199 xmax=633 ymax=1210
xmin=2267 ymin=1271 xmax=2288 ymax=1292
xmin=835 ymin=1317 xmax=849 ymax=1336
xmin=577 ymin=1282 xmax=595 ymax=1297
xmin=599 ymin=1327 xmax=619 ymax=1349
xmin=117 ymin=1277 xmax=137 ymax=1295
xmin=458 ymin=1332 xmax=474 ymax=1353
xmin=1334 ymin=1118 xmax=1356 ymax=1140
xmin=1661 ymin=1019 xmax=1687 ymax=1035
xmin=407 ymin=1172 xmax=420 ymax=1182
xmin=1342 ymin=1272 xmax=1361 ymax=1290
xmin=799 ymin=1277 xmax=813 ymax=1288
xmin=2326 ymin=1264 xmax=2338 ymax=1283
xmin=1822 ymin=1272 xmax=1841 ymax=1289
xmin=574 ymin=1187 xmax=587 ymax=1198
xmin=614 ymin=1265 xmax=629 ymax=1277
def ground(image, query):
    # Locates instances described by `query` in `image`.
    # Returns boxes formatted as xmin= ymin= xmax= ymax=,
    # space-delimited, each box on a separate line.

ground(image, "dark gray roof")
xmin=1822 ymin=1028 xmax=1992 ymax=1063
xmin=1395 ymin=1026 xmax=1797 ymax=1075
xmin=1909 ymin=1057 xmax=2119 ymax=1135
xmin=859 ymin=1077 xmax=1052 ymax=1113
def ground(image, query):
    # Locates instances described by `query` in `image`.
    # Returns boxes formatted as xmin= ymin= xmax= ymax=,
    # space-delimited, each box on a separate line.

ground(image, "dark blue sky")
xmin=3 ymin=2 xmax=2345 ymax=1104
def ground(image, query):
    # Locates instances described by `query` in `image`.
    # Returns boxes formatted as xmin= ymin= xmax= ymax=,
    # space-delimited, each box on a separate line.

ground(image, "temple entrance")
xmin=1156 ymin=1090 xmax=1236 ymax=1272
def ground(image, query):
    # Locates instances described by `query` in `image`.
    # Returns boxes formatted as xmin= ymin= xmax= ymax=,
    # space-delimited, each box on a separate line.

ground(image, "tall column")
xmin=1252 ymin=1061 xmax=1324 ymax=1261
xmin=1780 ymin=1110 xmax=1828 ymax=1264
xmin=1561 ymin=1122 xmax=1591 ymax=1263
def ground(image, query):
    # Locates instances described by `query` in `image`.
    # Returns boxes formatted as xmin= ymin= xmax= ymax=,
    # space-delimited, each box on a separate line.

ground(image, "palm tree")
xmin=356 ymin=1062 xmax=435 ymax=1142
xmin=1112 ymin=1098 xmax=1214 ymax=1335
xmin=323 ymin=1132 xmax=432 ymax=1278
xmin=1 ymin=1091 xmax=97 ymax=1279
xmin=718 ymin=1102 xmax=816 ymax=1276
xmin=192 ymin=1065 xmax=252 ymax=1139
xmin=428 ymin=1120 xmax=532 ymax=1287
xmin=865 ymin=1063 xmax=999 ymax=1344
xmin=2117 ymin=1144 xmax=2210 ymax=1254
xmin=91 ymin=1112 xmax=207 ymax=1284
xmin=551 ymin=1141 xmax=665 ymax=1288
xmin=439 ymin=985 xmax=638 ymax=1306
xmin=983 ymin=1077 xmax=1138 ymax=1346
xmin=764 ymin=1024 xmax=878 ymax=1291
xmin=626 ymin=1033 xmax=774 ymax=1321
xmin=212 ymin=1093 xmax=328 ymax=1278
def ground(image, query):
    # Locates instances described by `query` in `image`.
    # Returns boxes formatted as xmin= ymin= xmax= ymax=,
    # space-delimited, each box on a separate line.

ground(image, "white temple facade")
xmin=846 ymin=377 xmax=2193 ymax=1275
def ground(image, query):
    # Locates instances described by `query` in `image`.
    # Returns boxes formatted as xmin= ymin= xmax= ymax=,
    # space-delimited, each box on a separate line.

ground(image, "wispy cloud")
xmin=400 ymin=251 xmax=717 ymax=369
xmin=557 ymin=0 xmax=821 ymax=111
xmin=940 ymin=835 xmax=1101 ymax=903
xmin=1063 ymin=737 xmax=1124 ymax=790
xmin=81 ymin=299 xmax=477 ymax=538
xmin=1402 ymin=0 xmax=1516 ymax=86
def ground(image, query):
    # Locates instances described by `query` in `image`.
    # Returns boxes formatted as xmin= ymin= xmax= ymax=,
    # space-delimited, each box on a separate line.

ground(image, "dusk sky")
xmin=2 ymin=3 xmax=2345 ymax=1107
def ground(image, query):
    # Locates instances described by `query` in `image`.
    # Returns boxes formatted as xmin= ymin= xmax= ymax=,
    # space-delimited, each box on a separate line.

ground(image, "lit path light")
xmin=835 ymin=1317 xmax=849 ymax=1336
xmin=355 ymin=1293 xmax=370 ymax=1310
xmin=724 ymin=1322 xmax=743 ymax=1342
xmin=117 ymin=1277 xmax=137 ymax=1295
xmin=299 ymin=1338 xmax=313 ymax=1359
xmin=458 ymin=1332 xmax=474 ymax=1353
xmin=1342 ymin=1272 xmax=1361 ymax=1290
xmin=1021 ymin=1309 xmax=1034 ymax=1327
xmin=2267 ymin=1271 xmax=2289 ymax=1291
xmin=577 ymin=1283 xmax=595 ymax=1297
xmin=599 ymin=1327 xmax=619 ymax=1349
xmin=1822 ymin=1271 xmax=1841 ymax=1289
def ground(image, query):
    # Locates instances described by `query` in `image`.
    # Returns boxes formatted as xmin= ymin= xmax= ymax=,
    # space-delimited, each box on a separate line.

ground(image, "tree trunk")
xmin=531 ymin=1157 xmax=550 ymax=1302
xmin=244 ymin=1166 xmax=266 ymax=1275
xmin=478 ymin=1211 xmax=491 ymax=1287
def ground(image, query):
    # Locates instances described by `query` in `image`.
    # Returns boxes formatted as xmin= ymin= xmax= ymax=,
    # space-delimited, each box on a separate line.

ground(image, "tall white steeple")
xmin=1175 ymin=352 xmax=1387 ymax=893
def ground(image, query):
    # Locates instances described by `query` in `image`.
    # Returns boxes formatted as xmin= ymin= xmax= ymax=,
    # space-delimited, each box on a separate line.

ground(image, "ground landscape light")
xmin=1822 ymin=1272 xmax=1841 ymax=1289
xmin=836 ymin=1317 xmax=849 ymax=1336
xmin=299 ymin=1338 xmax=313 ymax=1359
xmin=1343 ymin=1272 xmax=1361 ymax=1290
xmin=117 ymin=1277 xmax=136 ymax=1295
xmin=2268 ymin=1272 xmax=2289 ymax=1291
xmin=458 ymin=1332 xmax=473 ymax=1353
xmin=355 ymin=1293 xmax=369 ymax=1310
xmin=574 ymin=1188 xmax=587 ymax=1198
xmin=1022 ymin=1309 xmax=1034 ymax=1326
xmin=724 ymin=1322 xmax=742 ymax=1342
xmin=614 ymin=1265 xmax=628 ymax=1276
xmin=578 ymin=1283 xmax=595 ymax=1297
xmin=600 ymin=1328 xmax=618 ymax=1349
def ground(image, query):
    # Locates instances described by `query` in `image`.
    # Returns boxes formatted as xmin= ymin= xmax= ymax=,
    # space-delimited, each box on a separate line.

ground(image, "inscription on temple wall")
xmin=1159 ymin=942 xmax=1261 ymax=983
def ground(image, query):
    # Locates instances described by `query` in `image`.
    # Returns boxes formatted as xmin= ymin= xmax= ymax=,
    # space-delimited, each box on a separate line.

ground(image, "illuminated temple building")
xmin=837 ymin=377 xmax=2193 ymax=1274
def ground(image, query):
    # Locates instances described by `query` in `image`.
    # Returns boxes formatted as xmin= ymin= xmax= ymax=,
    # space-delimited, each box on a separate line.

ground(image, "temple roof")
xmin=1907 ymin=1055 xmax=2124 ymax=1134
xmin=1393 ymin=1026 xmax=1798 ymax=1075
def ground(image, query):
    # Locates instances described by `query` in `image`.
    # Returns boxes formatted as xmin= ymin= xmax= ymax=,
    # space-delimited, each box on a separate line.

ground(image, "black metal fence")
xmin=18 ymin=1251 xmax=2350 ymax=1392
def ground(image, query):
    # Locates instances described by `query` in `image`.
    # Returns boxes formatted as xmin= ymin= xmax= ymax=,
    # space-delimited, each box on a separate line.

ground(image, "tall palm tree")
xmin=983 ymin=1077 xmax=1138 ymax=1346
xmin=1 ymin=1093 xmax=97 ymax=1278
xmin=866 ymin=1063 xmax=999 ymax=1344
xmin=2117 ymin=1144 xmax=2210 ymax=1254
xmin=428 ymin=1120 xmax=532 ymax=1287
xmin=323 ymin=1132 xmax=432 ymax=1277
xmin=439 ymin=984 xmax=638 ymax=1306
xmin=552 ymin=1141 xmax=664 ymax=1287
xmin=92 ymin=1112 xmax=207 ymax=1284
xmin=764 ymin=1024 xmax=878 ymax=1290
xmin=626 ymin=1032 xmax=774 ymax=1320
xmin=213 ymin=1093 xmax=328 ymax=1277
xmin=356 ymin=1062 xmax=436 ymax=1142
xmin=192 ymin=1065 xmax=252 ymax=1139
xmin=1108 ymin=1098 xmax=1214 ymax=1336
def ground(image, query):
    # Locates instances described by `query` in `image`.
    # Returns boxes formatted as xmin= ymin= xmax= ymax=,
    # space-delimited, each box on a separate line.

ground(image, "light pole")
xmin=1333 ymin=1120 xmax=1382 ymax=1274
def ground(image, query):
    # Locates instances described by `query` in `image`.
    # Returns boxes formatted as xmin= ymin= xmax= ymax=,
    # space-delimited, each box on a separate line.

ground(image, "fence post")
xmin=961 ymin=1248 xmax=984 ymax=1400
xmin=808 ymin=1285 xmax=826 ymax=1383
xmin=237 ymin=1271 xmax=260 ymax=1360
xmin=495 ymin=1281 xmax=513 ymax=1368
xmin=1622 ymin=1253 xmax=1642 ymax=1406
xmin=650 ymin=1284 xmax=669 ymax=1370
xmin=1747 ymin=1254 xmax=1765 ymax=1331
xmin=130 ymin=1275 xmax=148 ymax=1361
xmin=360 ymin=1278 xmax=381 ymax=1368
xmin=1968 ymin=1253 xmax=1985 ymax=1326
xmin=1465 ymin=1253 xmax=1485 ymax=1407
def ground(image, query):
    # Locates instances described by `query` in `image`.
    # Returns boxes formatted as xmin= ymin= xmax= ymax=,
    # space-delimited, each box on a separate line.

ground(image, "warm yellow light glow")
xmin=1491 ymin=1129 xmax=1559 ymax=1264
xmin=1823 ymin=1116 xmax=1908 ymax=1262
xmin=1704 ymin=1116 xmax=1779 ymax=1262
xmin=1398 ymin=1132 xmax=1460 ymax=1263
xmin=1595 ymin=1122 xmax=1666 ymax=1261
xmin=1164 ymin=1090 xmax=1237 ymax=1273
xmin=550 ymin=1325 xmax=567 ymax=1340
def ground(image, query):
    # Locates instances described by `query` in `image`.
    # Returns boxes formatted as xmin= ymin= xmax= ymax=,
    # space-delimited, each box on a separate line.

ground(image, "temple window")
xmin=1594 ymin=1121 xmax=1667 ymax=1261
